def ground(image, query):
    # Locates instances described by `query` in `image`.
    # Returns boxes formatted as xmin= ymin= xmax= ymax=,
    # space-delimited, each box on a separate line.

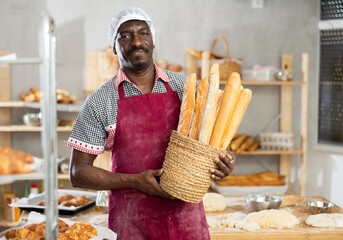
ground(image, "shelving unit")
xmin=0 ymin=48 xmax=80 ymax=226
xmin=187 ymin=51 xmax=309 ymax=196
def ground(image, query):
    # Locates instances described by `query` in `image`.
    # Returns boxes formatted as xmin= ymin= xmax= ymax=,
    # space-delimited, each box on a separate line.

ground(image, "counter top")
xmin=2 ymin=196 xmax=343 ymax=240
xmin=207 ymin=196 xmax=343 ymax=240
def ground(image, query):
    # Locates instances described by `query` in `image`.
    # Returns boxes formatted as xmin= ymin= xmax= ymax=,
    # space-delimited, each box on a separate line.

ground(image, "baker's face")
xmin=114 ymin=20 xmax=154 ymax=70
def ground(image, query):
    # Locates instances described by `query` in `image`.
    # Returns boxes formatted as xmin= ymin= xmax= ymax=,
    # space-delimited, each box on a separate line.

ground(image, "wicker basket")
xmin=160 ymin=130 xmax=226 ymax=203
xmin=210 ymin=36 xmax=242 ymax=80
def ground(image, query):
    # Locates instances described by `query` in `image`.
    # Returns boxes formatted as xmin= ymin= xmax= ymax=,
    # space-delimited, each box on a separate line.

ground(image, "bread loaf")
xmin=236 ymin=136 xmax=255 ymax=153
xmin=210 ymin=72 xmax=241 ymax=147
xmin=221 ymin=88 xmax=252 ymax=149
xmin=215 ymin=89 xmax=223 ymax=120
xmin=247 ymin=140 xmax=260 ymax=152
xmin=229 ymin=134 xmax=247 ymax=151
xmin=216 ymin=171 xmax=286 ymax=186
xmin=198 ymin=64 xmax=220 ymax=144
xmin=177 ymin=73 xmax=197 ymax=136
xmin=188 ymin=76 xmax=209 ymax=140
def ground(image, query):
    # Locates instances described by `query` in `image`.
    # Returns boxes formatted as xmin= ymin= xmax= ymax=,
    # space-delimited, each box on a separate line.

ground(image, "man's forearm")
xmin=70 ymin=163 xmax=138 ymax=190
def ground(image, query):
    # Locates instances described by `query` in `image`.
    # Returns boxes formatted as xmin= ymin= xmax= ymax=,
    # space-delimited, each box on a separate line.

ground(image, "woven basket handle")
xmin=210 ymin=35 xmax=230 ymax=59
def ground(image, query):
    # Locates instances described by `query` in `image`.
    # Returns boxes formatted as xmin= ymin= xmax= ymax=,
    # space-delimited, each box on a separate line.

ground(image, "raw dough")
xmin=203 ymin=193 xmax=227 ymax=212
xmin=228 ymin=220 xmax=237 ymax=228
xmin=221 ymin=218 xmax=233 ymax=227
xmin=206 ymin=218 xmax=221 ymax=229
xmin=305 ymin=213 xmax=343 ymax=228
xmin=243 ymin=222 xmax=261 ymax=232
xmin=234 ymin=220 xmax=247 ymax=229
xmin=244 ymin=209 xmax=299 ymax=229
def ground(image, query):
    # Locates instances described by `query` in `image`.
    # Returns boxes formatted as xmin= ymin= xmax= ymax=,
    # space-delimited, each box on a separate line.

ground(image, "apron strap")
xmin=118 ymin=80 xmax=173 ymax=99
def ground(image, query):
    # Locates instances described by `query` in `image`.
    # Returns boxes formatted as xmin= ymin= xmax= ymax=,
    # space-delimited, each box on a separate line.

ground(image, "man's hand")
xmin=209 ymin=152 xmax=236 ymax=181
xmin=135 ymin=169 xmax=172 ymax=199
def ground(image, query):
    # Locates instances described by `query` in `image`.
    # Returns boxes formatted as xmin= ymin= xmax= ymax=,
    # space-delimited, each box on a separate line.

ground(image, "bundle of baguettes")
xmin=160 ymin=64 xmax=251 ymax=203
xmin=176 ymin=63 xmax=252 ymax=150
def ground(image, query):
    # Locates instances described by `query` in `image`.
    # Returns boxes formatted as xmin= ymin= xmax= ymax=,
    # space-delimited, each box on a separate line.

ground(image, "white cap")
xmin=107 ymin=7 xmax=155 ymax=48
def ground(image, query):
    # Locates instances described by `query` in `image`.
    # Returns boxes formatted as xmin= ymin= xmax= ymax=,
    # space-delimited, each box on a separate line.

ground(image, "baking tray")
xmin=211 ymin=182 xmax=287 ymax=197
xmin=11 ymin=189 xmax=97 ymax=215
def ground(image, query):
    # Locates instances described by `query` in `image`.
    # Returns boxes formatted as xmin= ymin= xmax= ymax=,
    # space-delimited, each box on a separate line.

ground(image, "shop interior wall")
xmin=1 ymin=0 xmax=342 ymax=205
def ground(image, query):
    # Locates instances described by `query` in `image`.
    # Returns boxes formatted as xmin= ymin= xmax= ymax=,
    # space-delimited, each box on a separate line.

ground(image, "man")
xmin=68 ymin=7 xmax=235 ymax=240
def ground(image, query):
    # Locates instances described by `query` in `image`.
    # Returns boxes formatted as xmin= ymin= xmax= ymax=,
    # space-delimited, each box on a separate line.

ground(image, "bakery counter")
xmin=2 ymin=196 xmax=343 ymax=240
xmin=207 ymin=196 xmax=343 ymax=240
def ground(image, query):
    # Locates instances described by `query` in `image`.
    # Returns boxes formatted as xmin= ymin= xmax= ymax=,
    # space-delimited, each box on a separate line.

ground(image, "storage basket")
xmin=160 ymin=130 xmax=226 ymax=203
xmin=259 ymin=132 xmax=295 ymax=151
xmin=210 ymin=36 xmax=242 ymax=80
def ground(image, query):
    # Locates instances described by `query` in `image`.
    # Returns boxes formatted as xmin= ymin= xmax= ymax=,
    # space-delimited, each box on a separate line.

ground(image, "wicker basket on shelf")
xmin=210 ymin=36 xmax=242 ymax=80
xmin=160 ymin=131 xmax=226 ymax=203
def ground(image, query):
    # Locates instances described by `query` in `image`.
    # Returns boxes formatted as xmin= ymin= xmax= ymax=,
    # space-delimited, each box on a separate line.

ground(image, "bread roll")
xmin=221 ymin=88 xmax=252 ymax=150
xmin=177 ymin=73 xmax=196 ymax=136
xmin=185 ymin=47 xmax=202 ymax=59
xmin=188 ymin=76 xmax=209 ymax=140
xmin=247 ymin=140 xmax=260 ymax=152
xmin=168 ymin=64 xmax=183 ymax=72
xmin=198 ymin=64 xmax=220 ymax=144
xmin=229 ymin=134 xmax=247 ymax=151
xmin=236 ymin=136 xmax=255 ymax=153
xmin=210 ymin=72 xmax=241 ymax=147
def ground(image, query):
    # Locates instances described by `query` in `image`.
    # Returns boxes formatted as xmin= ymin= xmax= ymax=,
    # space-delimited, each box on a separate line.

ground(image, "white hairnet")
xmin=107 ymin=7 xmax=155 ymax=48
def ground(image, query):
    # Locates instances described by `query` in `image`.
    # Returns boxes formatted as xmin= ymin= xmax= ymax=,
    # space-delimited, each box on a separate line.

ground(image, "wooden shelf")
xmin=0 ymin=173 xmax=70 ymax=185
xmin=0 ymin=58 xmax=42 ymax=64
xmin=202 ymin=80 xmax=306 ymax=85
xmin=236 ymin=149 xmax=304 ymax=155
xmin=240 ymin=80 xmax=306 ymax=85
xmin=58 ymin=173 xmax=69 ymax=180
xmin=0 ymin=101 xmax=24 ymax=107
xmin=0 ymin=219 xmax=19 ymax=228
xmin=0 ymin=101 xmax=83 ymax=112
xmin=0 ymin=125 xmax=72 ymax=132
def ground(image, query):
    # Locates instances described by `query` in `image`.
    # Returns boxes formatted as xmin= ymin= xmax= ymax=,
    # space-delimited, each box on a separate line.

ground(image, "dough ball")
xmin=228 ymin=220 xmax=236 ymax=228
xmin=234 ymin=220 xmax=247 ymax=229
xmin=244 ymin=209 xmax=299 ymax=229
xmin=203 ymin=193 xmax=227 ymax=212
xmin=207 ymin=218 xmax=221 ymax=229
xmin=305 ymin=213 xmax=343 ymax=228
xmin=243 ymin=222 xmax=261 ymax=232
xmin=221 ymin=218 xmax=233 ymax=227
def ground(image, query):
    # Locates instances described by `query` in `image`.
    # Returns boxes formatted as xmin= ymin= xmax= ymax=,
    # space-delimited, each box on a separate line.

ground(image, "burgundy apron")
xmin=109 ymin=81 xmax=210 ymax=240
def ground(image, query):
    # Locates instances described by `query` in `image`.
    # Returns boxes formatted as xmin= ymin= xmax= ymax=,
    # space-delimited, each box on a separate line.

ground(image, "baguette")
xmin=228 ymin=134 xmax=240 ymax=150
xmin=215 ymin=89 xmax=223 ymax=120
xmin=247 ymin=140 xmax=260 ymax=152
xmin=220 ymin=88 xmax=252 ymax=149
xmin=210 ymin=72 xmax=241 ymax=147
xmin=229 ymin=133 xmax=247 ymax=151
xmin=236 ymin=136 xmax=255 ymax=153
xmin=177 ymin=73 xmax=197 ymax=136
xmin=188 ymin=76 xmax=209 ymax=140
xmin=198 ymin=64 xmax=220 ymax=144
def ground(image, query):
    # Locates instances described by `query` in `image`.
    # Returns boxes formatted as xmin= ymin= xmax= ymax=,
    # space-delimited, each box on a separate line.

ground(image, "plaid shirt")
xmin=67 ymin=64 xmax=187 ymax=155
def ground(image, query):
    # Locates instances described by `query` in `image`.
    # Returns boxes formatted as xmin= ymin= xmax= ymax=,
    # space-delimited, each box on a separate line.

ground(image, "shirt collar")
xmin=114 ymin=63 xmax=171 ymax=90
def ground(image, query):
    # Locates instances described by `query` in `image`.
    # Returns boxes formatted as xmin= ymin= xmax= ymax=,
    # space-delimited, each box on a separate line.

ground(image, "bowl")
xmin=275 ymin=70 xmax=295 ymax=81
xmin=95 ymin=190 xmax=109 ymax=214
xmin=307 ymin=201 xmax=335 ymax=214
xmin=246 ymin=194 xmax=282 ymax=212
xmin=23 ymin=112 xmax=42 ymax=126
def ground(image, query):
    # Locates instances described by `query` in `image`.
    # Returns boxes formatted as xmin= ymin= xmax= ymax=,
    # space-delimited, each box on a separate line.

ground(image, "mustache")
xmin=127 ymin=46 xmax=149 ymax=55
